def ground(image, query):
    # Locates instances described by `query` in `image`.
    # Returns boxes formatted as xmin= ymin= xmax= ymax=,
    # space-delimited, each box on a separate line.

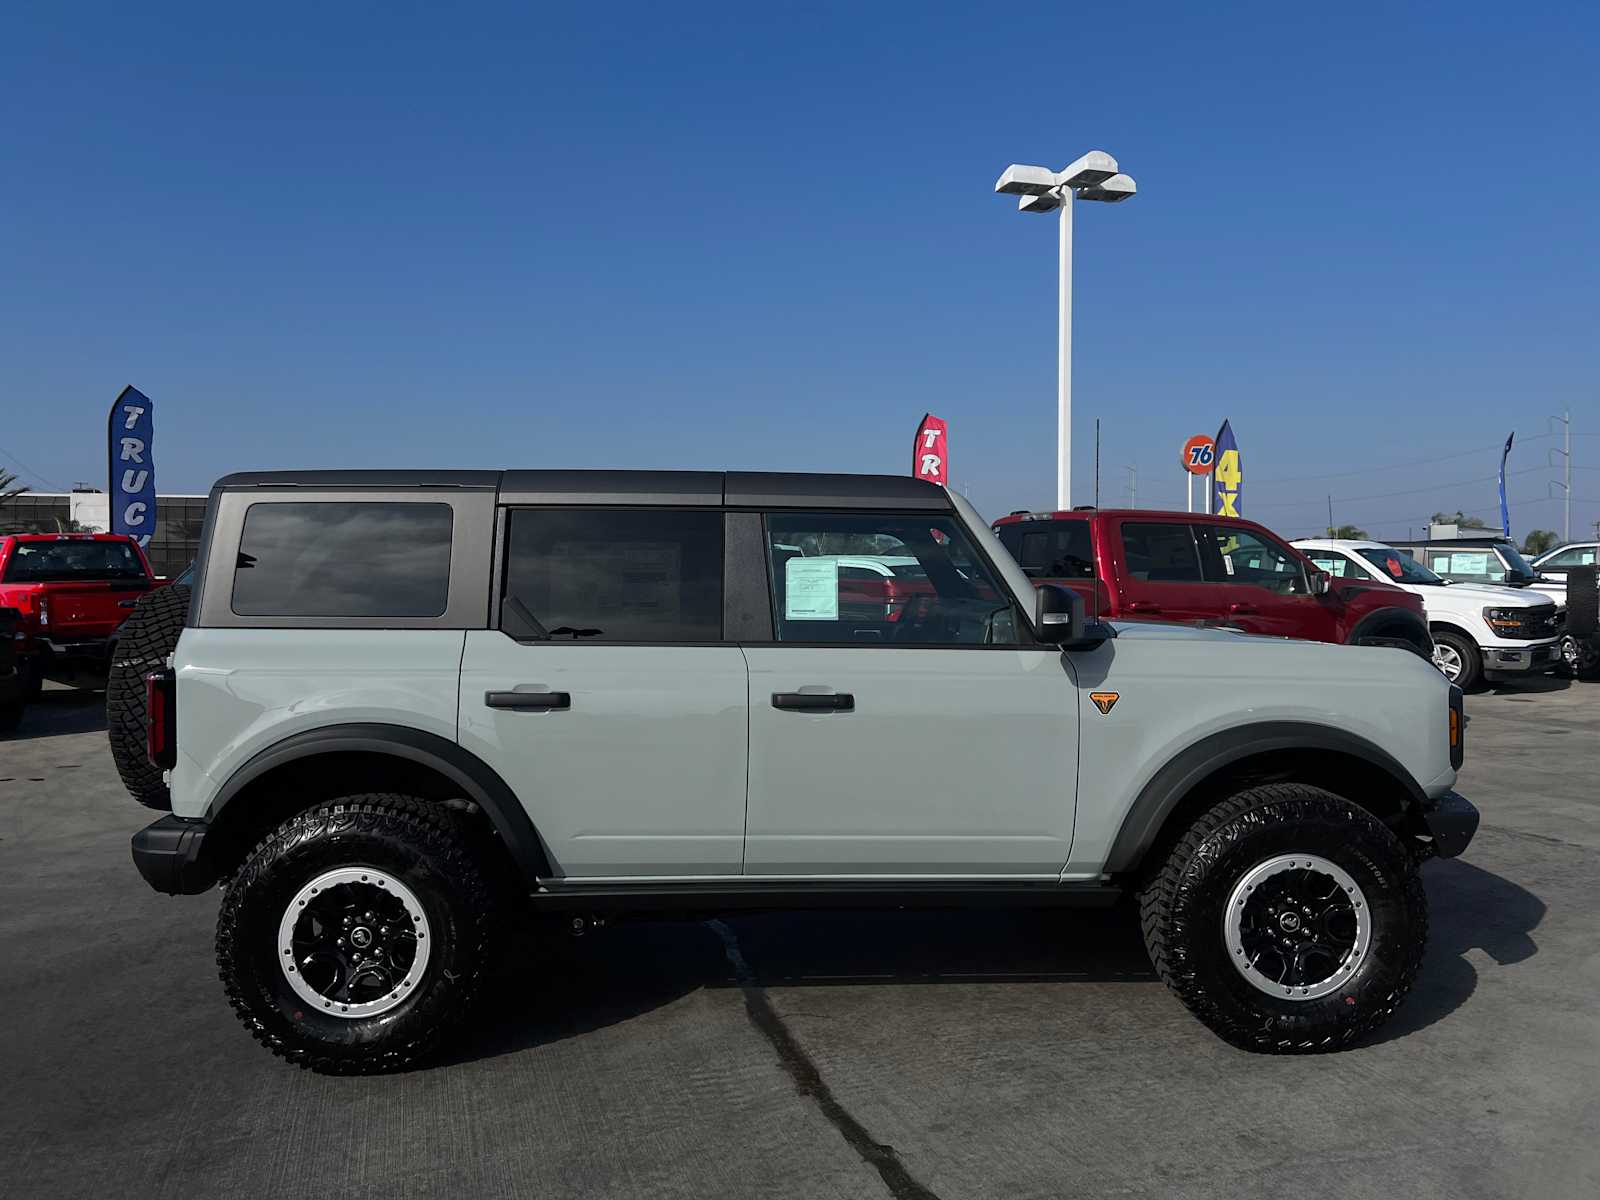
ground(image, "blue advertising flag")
xmin=108 ymin=386 xmax=157 ymax=549
xmin=1212 ymin=420 xmax=1242 ymax=517
xmin=1498 ymin=431 xmax=1514 ymax=538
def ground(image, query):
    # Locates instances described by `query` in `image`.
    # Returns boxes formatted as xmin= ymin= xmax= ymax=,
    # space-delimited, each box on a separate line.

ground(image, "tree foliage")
xmin=1326 ymin=524 xmax=1368 ymax=539
xmin=0 ymin=469 xmax=29 ymax=501
xmin=1522 ymin=529 xmax=1558 ymax=557
xmin=1430 ymin=510 xmax=1492 ymax=531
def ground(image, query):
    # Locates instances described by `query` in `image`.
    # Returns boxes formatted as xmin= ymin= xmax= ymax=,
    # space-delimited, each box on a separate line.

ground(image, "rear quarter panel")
xmin=168 ymin=628 xmax=466 ymax=819
xmin=1062 ymin=627 xmax=1455 ymax=879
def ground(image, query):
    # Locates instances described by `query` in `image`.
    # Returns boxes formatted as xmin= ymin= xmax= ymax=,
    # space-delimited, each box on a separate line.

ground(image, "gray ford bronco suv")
xmin=127 ymin=470 xmax=1477 ymax=1072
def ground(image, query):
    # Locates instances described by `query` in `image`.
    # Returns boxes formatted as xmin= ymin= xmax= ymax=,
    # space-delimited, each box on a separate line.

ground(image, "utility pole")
xmin=1548 ymin=410 xmax=1572 ymax=543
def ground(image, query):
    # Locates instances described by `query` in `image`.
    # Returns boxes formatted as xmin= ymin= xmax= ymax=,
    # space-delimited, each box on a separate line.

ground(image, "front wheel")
xmin=1431 ymin=630 xmax=1482 ymax=690
xmin=1140 ymin=783 xmax=1427 ymax=1053
xmin=216 ymin=795 xmax=497 ymax=1073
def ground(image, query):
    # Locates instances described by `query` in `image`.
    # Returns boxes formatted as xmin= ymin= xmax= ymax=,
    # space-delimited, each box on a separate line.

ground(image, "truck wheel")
xmin=216 ymin=794 xmax=497 ymax=1074
xmin=106 ymin=583 xmax=190 ymax=809
xmin=1139 ymin=783 xmax=1427 ymax=1054
xmin=1430 ymin=630 xmax=1481 ymax=691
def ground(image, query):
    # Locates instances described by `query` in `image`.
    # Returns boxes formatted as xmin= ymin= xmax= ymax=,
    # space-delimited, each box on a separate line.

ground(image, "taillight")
xmin=146 ymin=669 xmax=176 ymax=770
xmin=1447 ymin=684 xmax=1464 ymax=769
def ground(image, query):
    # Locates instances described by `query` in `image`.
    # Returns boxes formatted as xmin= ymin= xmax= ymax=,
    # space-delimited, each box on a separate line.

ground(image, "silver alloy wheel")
xmin=1432 ymin=641 xmax=1463 ymax=681
xmin=277 ymin=867 xmax=431 ymax=1019
xmin=1223 ymin=854 xmax=1370 ymax=1001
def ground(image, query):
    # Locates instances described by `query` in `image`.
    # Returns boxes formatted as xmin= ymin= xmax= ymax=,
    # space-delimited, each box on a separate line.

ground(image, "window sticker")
xmin=1453 ymin=552 xmax=1490 ymax=575
xmin=785 ymin=557 xmax=839 ymax=620
xmin=1384 ymin=556 xmax=1404 ymax=578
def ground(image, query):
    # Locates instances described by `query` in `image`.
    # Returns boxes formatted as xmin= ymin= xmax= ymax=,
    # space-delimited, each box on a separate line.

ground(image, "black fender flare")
xmin=1103 ymin=721 xmax=1428 ymax=874
xmin=1346 ymin=606 xmax=1432 ymax=657
xmin=206 ymin=722 xmax=552 ymax=881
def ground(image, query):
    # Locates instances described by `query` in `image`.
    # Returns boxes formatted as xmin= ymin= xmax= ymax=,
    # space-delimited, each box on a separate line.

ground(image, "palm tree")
xmin=0 ymin=469 xmax=28 ymax=501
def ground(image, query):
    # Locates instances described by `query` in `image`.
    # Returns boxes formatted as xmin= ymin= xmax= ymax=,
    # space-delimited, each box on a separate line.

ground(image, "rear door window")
xmin=1304 ymin=551 xmax=1366 ymax=579
xmin=501 ymin=508 xmax=723 ymax=642
xmin=1120 ymin=522 xmax=1203 ymax=582
xmin=231 ymin=503 xmax=453 ymax=617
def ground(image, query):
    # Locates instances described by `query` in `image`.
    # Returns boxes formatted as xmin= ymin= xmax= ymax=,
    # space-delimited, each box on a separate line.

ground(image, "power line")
xmin=1247 ymin=433 xmax=1557 ymax=486
xmin=1246 ymin=465 xmax=1548 ymax=510
xmin=0 ymin=442 xmax=74 ymax=492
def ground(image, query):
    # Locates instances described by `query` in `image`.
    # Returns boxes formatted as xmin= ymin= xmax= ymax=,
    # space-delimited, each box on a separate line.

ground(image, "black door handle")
xmin=771 ymin=692 xmax=854 ymax=712
xmin=485 ymin=690 xmax=571 ymax=711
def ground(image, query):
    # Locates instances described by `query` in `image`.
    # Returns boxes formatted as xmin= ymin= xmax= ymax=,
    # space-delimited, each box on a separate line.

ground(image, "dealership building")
xmin=0 ymin=490 xmax=206 ymax=578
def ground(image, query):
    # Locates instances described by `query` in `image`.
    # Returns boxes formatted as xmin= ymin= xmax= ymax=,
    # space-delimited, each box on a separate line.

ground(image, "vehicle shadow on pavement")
xmin=1364 ymin=856 xmax=1545 ymax=1045
xmin=1485 ymin=674 xmax=1572 ymax=696
xmin=442 ymin=907 xmax=1153 ymax=1068
xmin=0 ymin=689 xmax=107 ymax=741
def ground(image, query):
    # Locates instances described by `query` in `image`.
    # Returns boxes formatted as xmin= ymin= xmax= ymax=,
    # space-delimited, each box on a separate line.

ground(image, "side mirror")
xmin=1308 ymin=570 xmax=1331 ymax=596
xmin=1035 ymin=584 xmax=1107 ymax=649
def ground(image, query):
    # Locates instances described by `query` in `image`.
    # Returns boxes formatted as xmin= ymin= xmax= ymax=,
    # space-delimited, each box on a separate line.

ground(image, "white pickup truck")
xmin=1293 ymin=539 xmax=1561 ymax=689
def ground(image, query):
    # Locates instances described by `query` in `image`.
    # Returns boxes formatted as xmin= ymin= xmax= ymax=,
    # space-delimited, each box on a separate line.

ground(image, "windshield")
xmin=2 ymin=540 xmax=146 ymax=583
xmin=1357 ymin=547 xmax=1443 ymax=585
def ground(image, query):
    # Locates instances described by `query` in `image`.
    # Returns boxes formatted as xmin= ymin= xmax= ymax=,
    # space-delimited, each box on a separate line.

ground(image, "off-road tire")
xmin=106 ymin=583 xmax=190 ymax=809
xmin=1139 ymin=783 xmax=1427 ymax=1054
xmin=216 ymin=794 xmax=497 ymax=1074
xmin=1431 ymin=629 xmax=1482 ymax=691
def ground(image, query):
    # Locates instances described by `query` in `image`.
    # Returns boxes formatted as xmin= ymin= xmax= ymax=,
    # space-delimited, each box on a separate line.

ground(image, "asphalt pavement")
xmin=2 ymin=677 xmax=1596 ymax=1199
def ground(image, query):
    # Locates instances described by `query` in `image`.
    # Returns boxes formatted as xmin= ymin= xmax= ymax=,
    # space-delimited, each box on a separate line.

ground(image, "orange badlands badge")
xmin=1089 ymin=692 xmax=1119 ymax=715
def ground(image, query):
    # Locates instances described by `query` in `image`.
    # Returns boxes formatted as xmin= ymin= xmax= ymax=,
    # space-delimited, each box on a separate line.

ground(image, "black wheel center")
xmin=291 ymin=882 xmax=417 ymax=1006
xmin=1238 ymin=867 xmax=1359 ymax=989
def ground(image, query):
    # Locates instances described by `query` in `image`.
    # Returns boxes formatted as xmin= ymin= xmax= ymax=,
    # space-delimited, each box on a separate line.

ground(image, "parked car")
xmin=0 ymin=533 xmax=161 ymax=695
xmin=128 ymin=470 xmax=1473 ymax=1072
xmin=990 ymin=508 xmax=1433 ymax=658
xmin=0 ymin=606 xmax=23 ymax=732
xmin=1292 ymin=539 xmax=1561 ymax=689
xmin=1529 ymin=541 xmax=1597 ymax=608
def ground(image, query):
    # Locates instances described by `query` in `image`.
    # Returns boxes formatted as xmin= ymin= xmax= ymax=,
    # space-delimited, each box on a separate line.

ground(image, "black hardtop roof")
xmin=212 ymin=469 xmax=951 ymax=510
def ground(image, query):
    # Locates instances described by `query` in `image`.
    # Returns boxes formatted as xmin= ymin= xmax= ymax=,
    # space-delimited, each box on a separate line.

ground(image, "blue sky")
xmin=2 ymin=3 xmax=1597 ymax=542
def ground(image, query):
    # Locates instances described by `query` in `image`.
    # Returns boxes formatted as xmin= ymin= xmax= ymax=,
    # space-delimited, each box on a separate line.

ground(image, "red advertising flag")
xmin=912 ymin=413 xmax=950 ymax=486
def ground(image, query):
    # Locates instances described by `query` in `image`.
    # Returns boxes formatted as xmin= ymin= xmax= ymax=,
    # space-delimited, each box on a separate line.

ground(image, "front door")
xmin=458 ymin=507 xmax=748 ymax=879
xmin=741 ymin=509 xmax=1079 ymax=878
xmin=1192 ymin=525 xmax=1339 ymax=641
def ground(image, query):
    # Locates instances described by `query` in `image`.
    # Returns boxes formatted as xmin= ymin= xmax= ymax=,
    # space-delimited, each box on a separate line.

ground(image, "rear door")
xmin=1111 ymin=519 xmax=1216 ymax=624
xmin=741 ymin=508 xmax=1078 ymax=878
xmin=458 ymin=506 xmax=749 ymax=879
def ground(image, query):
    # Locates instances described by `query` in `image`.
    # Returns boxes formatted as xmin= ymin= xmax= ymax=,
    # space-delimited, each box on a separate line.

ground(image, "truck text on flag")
xmin=108 ymin=385 xmax=157 ymax=548
xmin=913 ymin=413 xmax=950 ymax=486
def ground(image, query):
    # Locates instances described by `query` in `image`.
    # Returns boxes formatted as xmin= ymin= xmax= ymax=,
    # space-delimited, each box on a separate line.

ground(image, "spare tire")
xmin=1567 ymin=566 xmax=1598 ymax=641
xmin=108 ymin=583 xmax=190 ymax=809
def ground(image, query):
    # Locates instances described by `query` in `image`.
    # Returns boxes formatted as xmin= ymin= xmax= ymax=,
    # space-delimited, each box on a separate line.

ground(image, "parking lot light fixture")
xmin=994 ymin=150 xmax=1137 ymax=509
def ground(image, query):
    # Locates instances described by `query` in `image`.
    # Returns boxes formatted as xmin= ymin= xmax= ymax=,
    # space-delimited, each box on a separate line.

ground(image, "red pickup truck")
xmin=0 ymin=533 xmax=161 ymax=697
xmin=991 ymin=508 xmax=1432 ymax=657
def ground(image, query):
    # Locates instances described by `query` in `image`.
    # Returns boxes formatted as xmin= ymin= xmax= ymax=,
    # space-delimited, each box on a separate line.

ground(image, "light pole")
xmin=995 ymin=152 xmax=1136 ymax=511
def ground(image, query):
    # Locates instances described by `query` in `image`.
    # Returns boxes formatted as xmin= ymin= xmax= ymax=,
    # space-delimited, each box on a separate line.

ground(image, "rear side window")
xmin=995 ymin=520 xmax=1095 ymax=579
xmin=501 ymin=509 xmax=723 ymax=642
xmin=231 ymin=503 xmax=453 ymax=617
xmin=1304 ymin=552 xmax=1364 ymax=579
xmin=1121 ymin=522 xmax=1202 ymax=582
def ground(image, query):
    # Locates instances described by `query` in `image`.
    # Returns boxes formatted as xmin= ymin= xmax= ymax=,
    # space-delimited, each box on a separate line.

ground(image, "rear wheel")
xmin=107 ymin=583 xmax=190 ymax=809
xmin=1140 ymin=783 xmax=1427 ymax=1053
xmin=1430 ymin=630 xmax=1482 ymax=691
xmin=216 ymin=794 xmax=497 ymax=1074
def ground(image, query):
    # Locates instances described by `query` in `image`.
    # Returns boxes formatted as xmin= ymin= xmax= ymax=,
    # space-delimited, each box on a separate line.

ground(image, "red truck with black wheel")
xmin=991 ymin=508 xmax=1433 ymax=659
xmin=0 ymin=533 xmax=161 ymax=704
